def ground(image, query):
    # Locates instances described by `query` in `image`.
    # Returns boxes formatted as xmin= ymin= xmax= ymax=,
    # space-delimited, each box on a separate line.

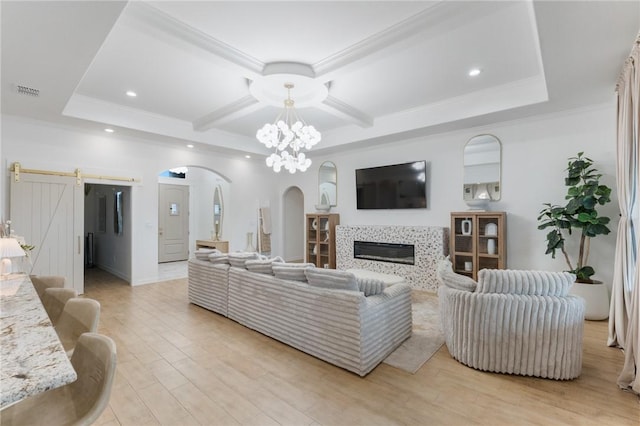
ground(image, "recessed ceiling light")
xmin=468 ymin=68 xmax=482 ymax=77
xmin=187 ymin=144 xmax=194 ymax=148
xmin=126 ymin=90 xmax=137 ymax=97
xmin=104 ymin=128 xmax=114 ymax=133
xmin=245 ymin=155 xmax=251 ymax=159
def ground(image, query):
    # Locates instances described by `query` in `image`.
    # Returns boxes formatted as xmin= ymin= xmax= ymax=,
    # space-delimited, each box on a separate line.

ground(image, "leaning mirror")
xmin=317 ymin=161 xmax=337 ymax=209
xmin=213 ymin=185 xmax=223 ymax=240
xmin=114 ymin=191 xmax=123 ymax=235
xmin=463 ymin=134 xmax=501 ymax=209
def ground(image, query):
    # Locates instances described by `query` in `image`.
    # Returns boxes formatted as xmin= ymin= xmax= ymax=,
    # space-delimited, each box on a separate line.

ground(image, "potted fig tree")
xmin=537 ymin=152 xmax=612 ymax=320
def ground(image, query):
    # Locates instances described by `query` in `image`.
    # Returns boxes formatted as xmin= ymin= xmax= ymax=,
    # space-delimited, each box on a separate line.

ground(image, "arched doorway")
xmin=282 ymin=186 xmax=304 ymax=262
xmin=157 ymin=166 xmax=230 ymax=280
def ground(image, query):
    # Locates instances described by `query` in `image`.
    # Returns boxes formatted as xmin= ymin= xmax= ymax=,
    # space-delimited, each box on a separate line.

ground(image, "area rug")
xmin=382 ymin=290 xmax=444 ymax=374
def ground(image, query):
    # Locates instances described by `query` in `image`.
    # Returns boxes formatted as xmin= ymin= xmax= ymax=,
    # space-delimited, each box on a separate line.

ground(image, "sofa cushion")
xmin=196 ymin=248 xmax=220 ymax=260
xmin=346 ymin=269 xmax=405 ymax=286
xmin=437 ymin=258 xmax=477 ymax=292
xmin=245 ymin=256 xmax=284 ymax=275
xmin=355 ymin=277 xmax=386 ymax=296
xmin=228 ymin=252 xmax=260 ymax=268
xmin=305 ymin=268 xmax=359 ymax=292
xmin=477 ymin=269 xmax=575 ymax=296
xmin=208 ymin=253 xmax=229 ymax=264
xmin=273 ymin=263 xmax=315 ymax=281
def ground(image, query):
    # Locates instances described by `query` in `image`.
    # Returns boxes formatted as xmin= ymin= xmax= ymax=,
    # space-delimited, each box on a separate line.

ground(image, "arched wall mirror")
xmin=213 ymin=184 xmax=223 ymax=240
xmin=463 ymin=134 xmax=501 ymax=208
xmin=318 ymin=161 xmax=337 ymax=207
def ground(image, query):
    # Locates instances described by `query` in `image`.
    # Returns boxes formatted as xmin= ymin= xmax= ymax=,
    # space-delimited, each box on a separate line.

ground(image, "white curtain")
xmin=609 ymin=33 xmax=640 ymax=395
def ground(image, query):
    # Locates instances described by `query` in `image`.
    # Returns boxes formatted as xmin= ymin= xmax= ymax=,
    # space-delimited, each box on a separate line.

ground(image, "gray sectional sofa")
xmin=187 ymin=257 xmax=412 ymax=376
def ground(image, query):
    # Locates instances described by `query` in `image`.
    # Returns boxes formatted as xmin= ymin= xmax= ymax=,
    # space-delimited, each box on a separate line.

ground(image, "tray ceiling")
xmin=2 ymin=1 xmax=639 ymax=157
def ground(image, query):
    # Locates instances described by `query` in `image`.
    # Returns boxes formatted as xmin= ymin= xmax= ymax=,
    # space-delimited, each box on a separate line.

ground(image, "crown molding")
xmin=312 ymin=1 xmax=502 ymax=81
xmin=125 ymin=2 xmax=264 ymax=78
xmin=62 ymin=94 xmax=265 ymax=154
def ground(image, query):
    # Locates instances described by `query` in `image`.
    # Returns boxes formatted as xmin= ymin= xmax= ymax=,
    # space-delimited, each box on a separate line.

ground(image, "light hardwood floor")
xmin=84 ymin=269 xmax=639 ymax=426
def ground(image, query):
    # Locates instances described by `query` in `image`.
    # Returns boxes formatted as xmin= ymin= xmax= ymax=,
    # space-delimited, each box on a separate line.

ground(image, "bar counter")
xmin=0 ymin=274 xmax=77 ymax=409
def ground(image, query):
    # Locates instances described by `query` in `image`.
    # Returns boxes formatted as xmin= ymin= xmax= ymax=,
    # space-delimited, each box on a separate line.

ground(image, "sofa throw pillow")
xmin=355 ymin=277 xmax=386 ymax=296
xmin=273 ymin=263 xmax=315 ymax=282
xmin=208 ymin=253 xmax=229 ymax=264
xmin=477 ymin=269 xmax=575 ymax=296
xmin=436 ymin=258 xmax=477 ymax=292
xmin=228 ymin=252 xmax=260 ymax=268
xmin=196 ymin=248 xmax=220 ymax=260
xmin=245 ymin=256 xmax=283 ymax=275
xmin=305 ymin=268 xmax=359 ymax=292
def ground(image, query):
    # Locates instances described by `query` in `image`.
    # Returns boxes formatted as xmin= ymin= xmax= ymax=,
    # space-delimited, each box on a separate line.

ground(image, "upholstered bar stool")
xmin=0 ymin=333 xmax=117 ymax=426
xmin=30 ymin=275 xmax=65 ymax=300
xmin=55 ymin=298 xmax=101 ymax=357
xmin=42 ymin=288 xmax=77 ymax=325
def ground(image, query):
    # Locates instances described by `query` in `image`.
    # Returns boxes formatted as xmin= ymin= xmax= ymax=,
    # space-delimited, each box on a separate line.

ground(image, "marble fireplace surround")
xmin=336 ymin=225 xmax=449 ymax=292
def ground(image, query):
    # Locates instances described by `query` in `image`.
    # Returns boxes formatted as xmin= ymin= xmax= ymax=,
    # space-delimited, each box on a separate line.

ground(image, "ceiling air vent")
xmin=16 ymin=85 xmax=40 ymax=97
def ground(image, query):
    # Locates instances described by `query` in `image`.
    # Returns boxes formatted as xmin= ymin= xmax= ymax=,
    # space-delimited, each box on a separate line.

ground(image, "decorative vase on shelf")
xmin=485 ymin=222 xmax=498 ymax=236
xmin=245 ymin=232 xmax=255 ymax=252
xmin=461 ymin=219 xmax=472 ymax=235
xmin=487 ymin=238 xmax=496 ymax=255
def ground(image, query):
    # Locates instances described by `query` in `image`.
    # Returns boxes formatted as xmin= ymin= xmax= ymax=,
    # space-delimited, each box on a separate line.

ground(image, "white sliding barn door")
xmin=10 ymin=173 xmax=84 ymax=294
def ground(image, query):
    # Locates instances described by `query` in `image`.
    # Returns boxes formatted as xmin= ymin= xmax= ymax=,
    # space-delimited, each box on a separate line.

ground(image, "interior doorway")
xmin=158 ymin=183 xmax=190 ymax=262
xmin=84 ymin=183 xmax=132 ymax=286
xmin=283 ymin=186 xmax=304 ymax=262
xmin=157 ymin=166 xmax=229 ymax=281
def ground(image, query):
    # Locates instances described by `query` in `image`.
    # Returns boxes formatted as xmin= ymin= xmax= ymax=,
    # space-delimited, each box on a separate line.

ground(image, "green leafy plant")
xmin=537 ymin=152 xmax=612 ymax=283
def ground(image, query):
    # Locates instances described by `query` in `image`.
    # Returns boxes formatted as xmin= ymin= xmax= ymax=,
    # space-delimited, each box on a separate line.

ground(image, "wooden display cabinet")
xmin=306 ymin=213 xmax=340 ymax=269
xmin=450 ymin=211 xmax=506 ymax=280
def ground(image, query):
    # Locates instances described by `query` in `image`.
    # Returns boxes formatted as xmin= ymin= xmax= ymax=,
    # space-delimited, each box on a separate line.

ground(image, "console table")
xmin=195 ymin=239 xmax=229 ymax=253
xmin=0 ymin=274 xmax=77 ymax=408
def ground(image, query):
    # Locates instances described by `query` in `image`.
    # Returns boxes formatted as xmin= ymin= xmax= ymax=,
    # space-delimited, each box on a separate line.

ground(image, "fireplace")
xmin=354 ymin=241 xmax=415 ymax=265
xmin=337 ymin=225 xmax=448 ymax=291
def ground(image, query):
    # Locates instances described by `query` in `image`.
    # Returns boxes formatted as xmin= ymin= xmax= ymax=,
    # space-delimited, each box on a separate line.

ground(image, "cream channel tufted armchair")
xmin=437 ymin=260 xmax=585 ymax=380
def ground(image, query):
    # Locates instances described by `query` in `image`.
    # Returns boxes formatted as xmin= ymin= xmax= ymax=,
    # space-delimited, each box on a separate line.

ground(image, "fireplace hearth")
xmin=354 ymin=241 xmax=415 ymax=265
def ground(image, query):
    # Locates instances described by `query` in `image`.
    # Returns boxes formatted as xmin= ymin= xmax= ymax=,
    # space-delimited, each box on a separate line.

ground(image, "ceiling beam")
xmin=317 ymin=96 xmax=373 ymax=128
xmin=193 ymin=95 xmax=262 ymax=131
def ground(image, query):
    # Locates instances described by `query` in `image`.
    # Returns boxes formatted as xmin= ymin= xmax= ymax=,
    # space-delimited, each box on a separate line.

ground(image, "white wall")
xmin=1 ymin=114 xmax=278 ymax=285
xmin=1 ymin=101 xmax=621 ymax=288
xmin=276 ymin=102 xmax=620 ymax=288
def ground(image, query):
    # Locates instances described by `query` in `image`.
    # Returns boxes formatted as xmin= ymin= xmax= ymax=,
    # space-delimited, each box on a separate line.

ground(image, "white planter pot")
xmin=569 ymin=281 xmax=609 ymax=320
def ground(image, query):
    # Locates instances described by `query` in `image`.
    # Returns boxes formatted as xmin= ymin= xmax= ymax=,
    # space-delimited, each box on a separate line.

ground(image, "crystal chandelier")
xmin=256 ymin=83 xmax=321 ymax=173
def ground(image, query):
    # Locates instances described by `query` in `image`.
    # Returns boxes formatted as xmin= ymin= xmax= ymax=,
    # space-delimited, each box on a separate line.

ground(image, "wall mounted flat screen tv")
xmin=356 ymin=161 xmax=427 ymax=209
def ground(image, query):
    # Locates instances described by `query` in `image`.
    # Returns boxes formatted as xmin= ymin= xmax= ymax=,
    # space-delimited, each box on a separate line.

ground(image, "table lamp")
xmin=0 ymin=238 xmax=26 ymax=276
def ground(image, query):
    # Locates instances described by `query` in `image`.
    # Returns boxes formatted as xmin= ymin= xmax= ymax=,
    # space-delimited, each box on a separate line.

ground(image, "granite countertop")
xmin=0 ymin=274 xmax=77 ymax=409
